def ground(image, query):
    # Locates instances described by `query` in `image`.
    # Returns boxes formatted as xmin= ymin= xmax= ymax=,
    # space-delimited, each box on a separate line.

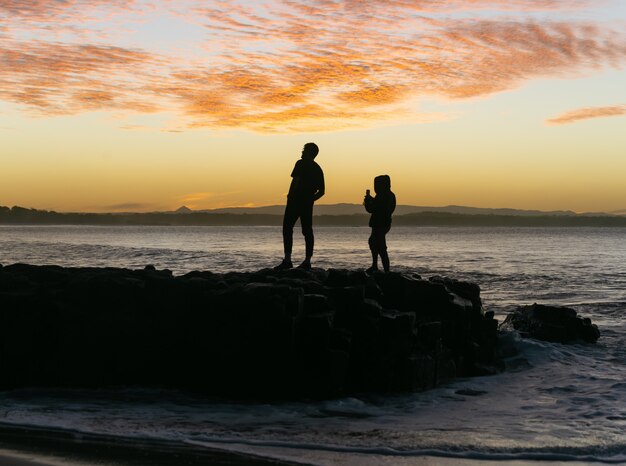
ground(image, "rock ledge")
xmin=0 ymin=264 xmax=501 ymax=398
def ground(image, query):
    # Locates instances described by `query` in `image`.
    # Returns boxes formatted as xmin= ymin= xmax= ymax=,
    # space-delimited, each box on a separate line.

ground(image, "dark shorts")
xmin=369 ymin=226 xmax=390 ymax=253
xmin=283 ymin=199 xmax=315 ymax=257
xmin=283 ymin=200 xmax=313 ymax=234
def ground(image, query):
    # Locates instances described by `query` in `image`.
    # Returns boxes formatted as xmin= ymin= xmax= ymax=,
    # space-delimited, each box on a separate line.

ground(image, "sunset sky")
xmin=1 ymin=0 xmax=625 ymax=213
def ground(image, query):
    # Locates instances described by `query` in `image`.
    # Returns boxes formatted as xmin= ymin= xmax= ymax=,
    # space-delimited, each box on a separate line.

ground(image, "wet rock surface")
xmin=501 ymin=303 xmax=600 ymax=344
xmin=0 ymin=264 xmax=502 ymax=399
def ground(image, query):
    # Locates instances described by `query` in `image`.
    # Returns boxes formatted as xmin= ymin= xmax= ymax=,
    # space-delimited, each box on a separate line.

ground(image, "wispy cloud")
xmin=179 ymin=192 xmax=214 ymax=203
xmin=0 ymin=42 xmax=162 ymax=114
xmin=1 ymin=0 xmax=625 ymax=132
xmin=0 ymin=0 xmax=138 ymax=22
xmin=547 ymin=104 xmax=626 ymax=125
xmin=163 ymin=6 xmax=626 ymax=131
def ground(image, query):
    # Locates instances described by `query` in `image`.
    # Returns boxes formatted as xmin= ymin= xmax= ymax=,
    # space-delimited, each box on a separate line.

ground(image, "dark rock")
xmin=436 ymin=349 xmax=457 ymax=384
xmin=430 ymin=276 xmax=482 ymax=313
xmin=501 ymin=303 xmax=600 ymax=343
xmin=327 ymin=349 xmax=350 ymax=396
xmin=326 ymin=268 xmax=351 ymax=287
xmin=375 ymin=272 xmax=417 ymax=309
xmin=360 ymin=298 xmax=383 ymax=319
xmin=0 ymin=264 xmax=501 ymax=399
xmin=181 ymin=270 xmax=214 ymax=280
xmin=380 ymin=311 xmax=415 ymax=357
xmin=297 ymin=313 xmax=333 ymax=355
xmin=402 ymin=279 xmax=451 ymax=318
xmin=416 ymin=321 xmax=442 ymax=352
xmin=330 ymin=328 xmax=352 ymax=353
xmin=364 ymin=277 xmax=383 ymax=301
xmin=407 ymin=353 xmax=436 ymax=391
xmin=303 ymin=294 xmax=332 ymax=316
xmin=329 ymin=286 xmax=365 ymax=329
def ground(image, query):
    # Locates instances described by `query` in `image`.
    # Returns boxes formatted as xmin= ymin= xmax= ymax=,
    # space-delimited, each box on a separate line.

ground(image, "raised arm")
xmin=364 ymin=194 xmax=375 ymax=213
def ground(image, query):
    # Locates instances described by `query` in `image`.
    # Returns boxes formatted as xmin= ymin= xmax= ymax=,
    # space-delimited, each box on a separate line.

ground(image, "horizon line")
xmin=3 ymin=203 xmax=625 ymax=216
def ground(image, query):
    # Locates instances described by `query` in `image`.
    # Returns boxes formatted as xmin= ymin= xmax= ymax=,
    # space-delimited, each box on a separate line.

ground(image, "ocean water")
xmin=0 ymin=225 xmax=625 ymax=464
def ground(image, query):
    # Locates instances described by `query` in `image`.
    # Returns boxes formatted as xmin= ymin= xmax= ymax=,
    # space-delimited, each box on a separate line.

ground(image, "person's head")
xmin=301 ymin=142 xmax=319 ymax=160
xmin=374 ymin=175 xmax=391 ymax=194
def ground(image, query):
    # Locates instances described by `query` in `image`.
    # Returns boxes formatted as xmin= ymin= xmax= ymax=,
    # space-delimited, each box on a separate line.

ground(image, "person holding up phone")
xmin=363 ymin=175 xmax=396 ymax=273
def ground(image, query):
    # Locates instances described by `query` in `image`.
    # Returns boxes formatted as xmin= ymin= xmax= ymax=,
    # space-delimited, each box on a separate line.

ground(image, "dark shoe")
xmin=365 ymin=266 xmax=379 ymax=274
xmin=297 ymin=261 xmax=311 ymax=270
xmin=274 ymin=259 xmax=293 ymax=270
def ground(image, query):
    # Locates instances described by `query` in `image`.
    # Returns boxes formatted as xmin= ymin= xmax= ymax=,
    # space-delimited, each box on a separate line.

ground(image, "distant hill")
xmin=187 ymin=203 xmax=580 ymax=217
xmin=2 ymin=204 xmax=626 ymax=227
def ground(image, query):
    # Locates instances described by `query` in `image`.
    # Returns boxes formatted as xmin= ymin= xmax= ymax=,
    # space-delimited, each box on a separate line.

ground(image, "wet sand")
xmin=0 ymin=424 xmax=607 ymax=466
xmin=0 ymin=449 xmax=292 ymax=466
xmin=0 ymin=423 xmax=296 ymax=466
xmin=0 ymin=452 xmax=53 ymax=466
xmin=0 ymin=449 xmax=607 ymax=466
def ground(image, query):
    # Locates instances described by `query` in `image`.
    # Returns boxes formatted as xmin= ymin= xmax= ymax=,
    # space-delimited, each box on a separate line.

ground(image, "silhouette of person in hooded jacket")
xmin=364 ymin=175 xmax=396 ymax=273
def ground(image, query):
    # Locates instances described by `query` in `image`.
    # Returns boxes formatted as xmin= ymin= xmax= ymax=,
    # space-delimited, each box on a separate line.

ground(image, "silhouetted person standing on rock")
xmin=275 ymin=143 xmax=325 ymax=270
xmin=364 ymin=175 xmax=396 ymax=273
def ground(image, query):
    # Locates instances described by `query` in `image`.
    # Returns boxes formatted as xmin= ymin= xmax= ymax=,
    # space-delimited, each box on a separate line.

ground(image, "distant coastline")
xmin=2 ymin=205 xmax=626 ymax=227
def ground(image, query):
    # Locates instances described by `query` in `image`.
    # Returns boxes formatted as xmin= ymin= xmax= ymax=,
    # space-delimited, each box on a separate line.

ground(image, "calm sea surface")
xmin=0 ymin=225 xmax=625 ymax=464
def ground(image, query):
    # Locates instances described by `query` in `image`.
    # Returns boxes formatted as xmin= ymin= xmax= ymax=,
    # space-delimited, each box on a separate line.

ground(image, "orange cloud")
xmin=277 ymin=0 xmax=595 ymax=18
xmin=547 ymin=105 xmax=626 ymax=125
xmin=0 ymin=0 xmax=136 ymax=22
xmin=162 ymin=13 xmax=626 ymax=131
xmin=338 ymin=85 xmax=410 ymax=106
xmin=0 ymin=42 xmax=161 ymax=114
xmin=1 ymin=1 xmax=625 ymax=132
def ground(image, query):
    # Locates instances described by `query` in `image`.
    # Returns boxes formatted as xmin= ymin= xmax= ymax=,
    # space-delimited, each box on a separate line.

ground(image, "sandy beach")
xmin=0 ymin=423 xmax=297 ymax=466
xmin=0 ymin=447 xmax=608 ymax=466
xmin=0 ymin=449 xmax=291 ymax=466
xmin=0 ymin=423 xmax=608 ymax=466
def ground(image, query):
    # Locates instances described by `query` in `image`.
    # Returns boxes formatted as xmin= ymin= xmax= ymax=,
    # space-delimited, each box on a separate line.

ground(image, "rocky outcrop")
xmin=0 ymin=264 xmax=501 ymax=399
xmin=501 ymin=303 xmax=600 ymax=343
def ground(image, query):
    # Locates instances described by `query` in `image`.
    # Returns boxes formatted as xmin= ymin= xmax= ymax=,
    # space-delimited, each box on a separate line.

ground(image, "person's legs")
xmin=378 ymin=226 xmax=391 ymax=272
xmin=367 ymin=231 xmax=378 ymax=271
xmin=278 ymin=202 xmax=299 ymax=268
xmin=368 ymin=227 xmax=390 ymax=272
xmin=299 ymin=201 xmax=314 ymax=268
xmin=380 ymin=249 xmax=390 ymax=272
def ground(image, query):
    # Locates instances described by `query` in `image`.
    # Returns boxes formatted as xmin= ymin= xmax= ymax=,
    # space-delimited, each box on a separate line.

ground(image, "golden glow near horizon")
xmin=1 ymin=1 xmax=625 ymax=213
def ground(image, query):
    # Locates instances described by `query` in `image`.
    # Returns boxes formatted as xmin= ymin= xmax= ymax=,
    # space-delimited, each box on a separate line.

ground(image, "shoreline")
xmin=0 ymin=423 xmax=613 ymax=466
xmin=0 ymin=424 xmax=608 ymax=466
xmin=0 ymin=423 xmax=300 ymax=466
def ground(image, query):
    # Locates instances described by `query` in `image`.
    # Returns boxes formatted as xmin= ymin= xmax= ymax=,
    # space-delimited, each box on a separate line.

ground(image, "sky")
xmin=1 ymin=0 xmax=625 ymax=213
